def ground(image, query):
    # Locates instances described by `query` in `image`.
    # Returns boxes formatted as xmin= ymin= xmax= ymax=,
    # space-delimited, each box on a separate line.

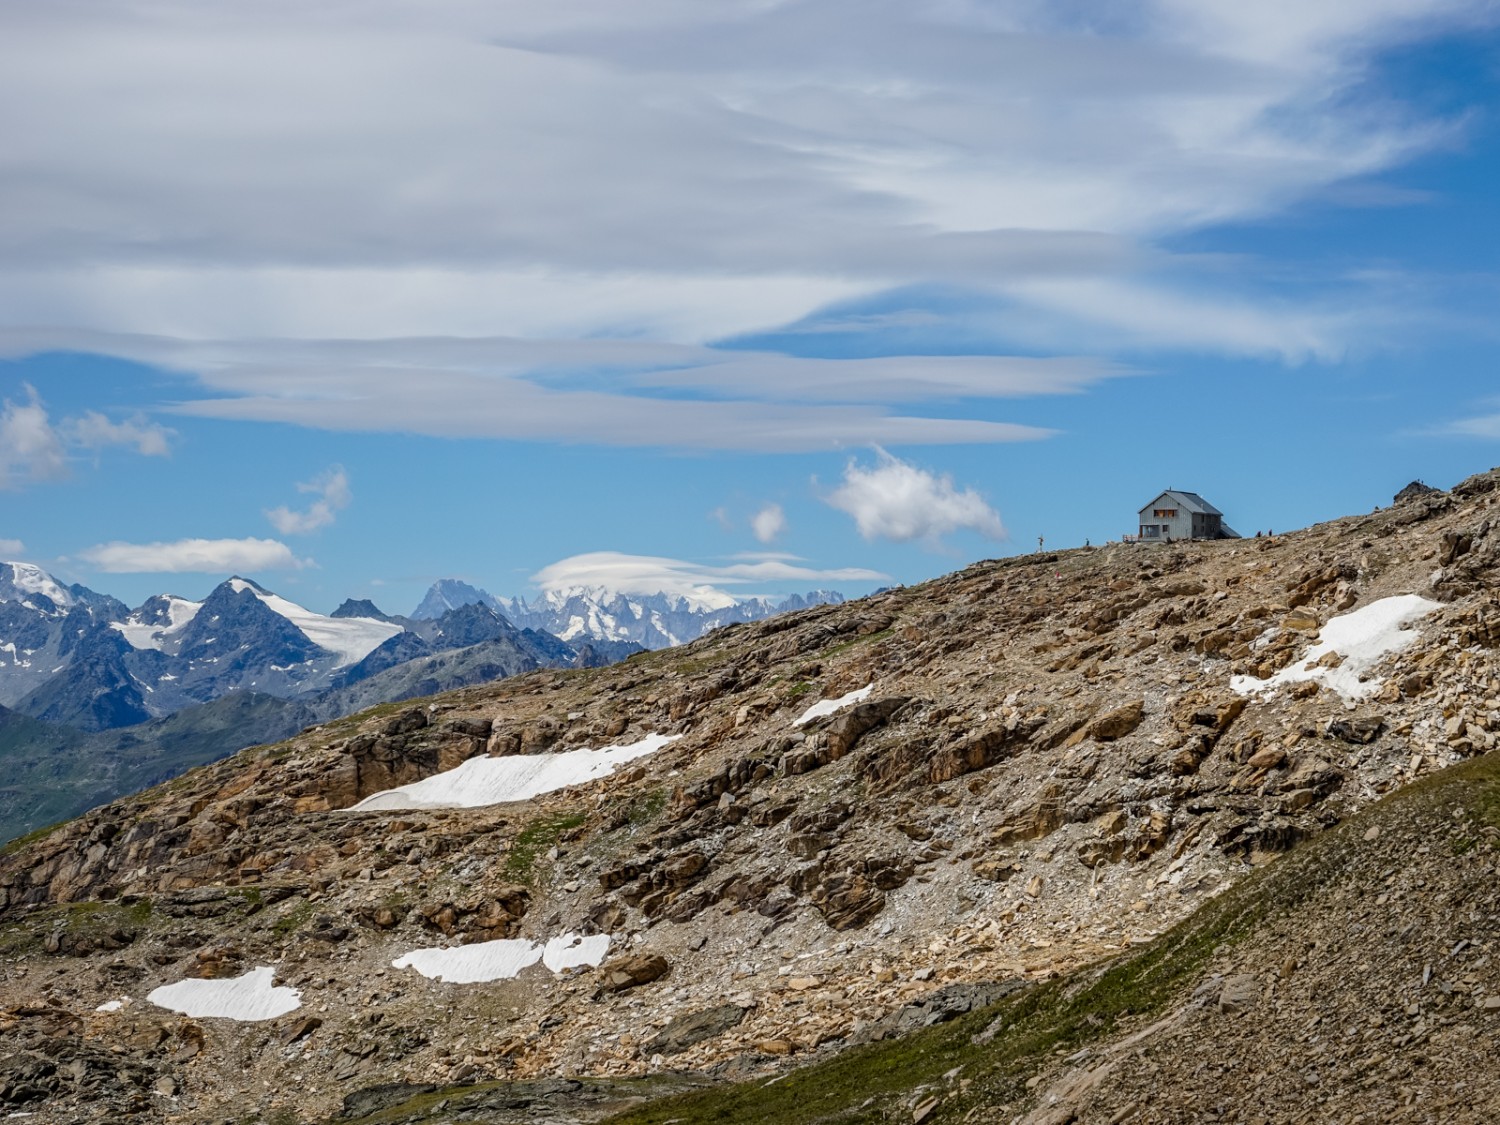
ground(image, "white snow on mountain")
xmin=350 ymin=733 xmax=676 ymax=811
xmin=146 ymin=966 xmax=301 ymax=1021
xmin=227 ymin=578 xmax=402 ymax=667
xmin=0 ymin=561 xmax=75 ymax=612
xmin=111 ymin=596 xmax=203 ymax=652
xmin=793 ymin=684 xmax=874 ymax=727
xmin=392 ymin=932 xmax=612 ymax=984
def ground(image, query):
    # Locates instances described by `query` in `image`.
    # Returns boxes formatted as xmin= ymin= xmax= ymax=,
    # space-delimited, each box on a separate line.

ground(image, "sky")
xmin=2 ymin=0 xmax=1499 ymax=615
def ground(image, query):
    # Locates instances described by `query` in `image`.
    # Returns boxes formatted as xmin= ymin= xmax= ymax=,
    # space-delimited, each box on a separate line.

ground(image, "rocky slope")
xmin=2 ymin=470 xmax=1500 ymax=1123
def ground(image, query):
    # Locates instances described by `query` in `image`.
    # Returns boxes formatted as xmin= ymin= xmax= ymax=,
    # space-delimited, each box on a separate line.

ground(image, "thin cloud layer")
xmin=0 ymin=329 xmax=1082 ymax=452
xmin=0 ymin=539 xmax=25 ymax=557
xmin=0 ymin=1 xmax=1488 ymax=360
xmin=825 ymin=451 xmax=1006 ymax=546
xmin=77 ymin=537 xmax=307 ymax=573
xmin=266 ymin=466 xmax=352 ymax=535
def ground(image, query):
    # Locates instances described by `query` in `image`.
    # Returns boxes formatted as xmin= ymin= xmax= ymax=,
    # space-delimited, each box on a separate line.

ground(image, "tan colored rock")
xmin=598 ymin=954 xmax=670 ymax=993
xmin=1087 ymin=700 xmax=1145 ymax=741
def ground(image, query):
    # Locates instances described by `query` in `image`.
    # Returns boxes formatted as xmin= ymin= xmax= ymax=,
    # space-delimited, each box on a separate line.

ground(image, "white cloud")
xmin=0 ymin=383 xmax=175 ymax=489
xmin=0 ymin=1 xmax=1485 ymax=359
xmin=0 ymin=385 xmax=67 ymax=489
xmin=0 ymin=538 xmax=24 ymax=556
xmin=61 ymin=411 xmax=173 ymax=456
xmin=1443 ymin=413 xmax=1500 ymax=439
xmin=77 ymin=537 xmax=308 ymax=573
xmin=825 ymin=450 xmax=1005 ymax=545
xmin=266 ymin=465 xmax=351 ymax=535
xmin=0 ymin=329 xmax=1071 ymax=452
xmin=531 ymin=550 xmax=886 ymax=607
xmin=751 ymin=503 xmax=787 ymax=544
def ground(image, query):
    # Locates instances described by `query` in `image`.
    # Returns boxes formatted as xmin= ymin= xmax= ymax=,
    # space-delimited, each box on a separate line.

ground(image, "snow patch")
xmin=349 ymin=733 xmax=677 ymax=812
xmin=392 ymin=933 xmax=610 ymax=984
xmin=112 ymin=596 xmax=202 ymax=651
xmin=1 ymin=563 xmax=73 ymax=610
xmin=228 ymin=579 xmax=402 ymax=667
xmin=94 ymin=999 xmax=127 ymax=1013
xmin=146 ymin=966 xmax=300 ymax=1021
xmin=794 ymin=684 xmax=874 ymax=727
xmin=1230 ymin=594 xmax=1442 ymax=702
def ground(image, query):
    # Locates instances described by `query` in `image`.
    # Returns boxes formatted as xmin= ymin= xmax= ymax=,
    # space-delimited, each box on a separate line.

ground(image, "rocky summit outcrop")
xmin=4 ymin=469 xmax=1500 ymax=1123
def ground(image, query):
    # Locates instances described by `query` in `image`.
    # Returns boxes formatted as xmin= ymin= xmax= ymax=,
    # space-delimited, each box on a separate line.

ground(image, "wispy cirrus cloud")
xmin=77 ymin=537 xmax=308 ymax=573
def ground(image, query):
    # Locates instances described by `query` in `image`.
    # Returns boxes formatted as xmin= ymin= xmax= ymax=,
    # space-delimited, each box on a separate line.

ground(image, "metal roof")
xmin=1139 ymin=490 xmax=1223 ymax=517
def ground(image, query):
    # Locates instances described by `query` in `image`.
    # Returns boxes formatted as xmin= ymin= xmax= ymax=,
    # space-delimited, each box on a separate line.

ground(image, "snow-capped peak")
xmin=224 ymin=578 xmax=403 ymax=667
xmin=0 ymin=562 xmax=75 ymax=613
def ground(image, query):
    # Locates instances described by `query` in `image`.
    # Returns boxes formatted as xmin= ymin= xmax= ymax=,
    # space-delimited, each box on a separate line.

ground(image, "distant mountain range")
xmin=412 ymin=577 xmax=844 ymax=649
xmin=0 ymin=561 xmax=842 ymax=843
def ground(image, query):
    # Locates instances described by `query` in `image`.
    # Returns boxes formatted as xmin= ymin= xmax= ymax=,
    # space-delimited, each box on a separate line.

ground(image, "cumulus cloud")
xmin=266 ymin=465 xmax=352 ymax=535
xmin=751 ymin=503 xmax=787 ymax=544
xmin=0 ymin=383 xmax=175 ymax=489
xmin=0 ymin=385 xmax=67 ymax=489
xmin=825 ymin=451 xmax=1005 ymax=546
xmin=0 ymin=538 xmax=24 ymax=556
xmin=61 ymin=411 xmax=173 ymax=456
xmin=77 ymin=537 xmax=308 ymax=573
xmin=531 ymin=550 xmax=886 ymax=608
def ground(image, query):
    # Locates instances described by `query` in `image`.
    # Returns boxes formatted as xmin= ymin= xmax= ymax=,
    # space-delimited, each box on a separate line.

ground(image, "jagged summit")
xmin=330 ymin=598 xmax=394 ymax=621
xmin=4 ymin=468 xmax=1500 ymax=1122
xmin=411 ymin=577 xmax=846 ymax=649
xmin=410 ymin=578 xmax=500 ymax=621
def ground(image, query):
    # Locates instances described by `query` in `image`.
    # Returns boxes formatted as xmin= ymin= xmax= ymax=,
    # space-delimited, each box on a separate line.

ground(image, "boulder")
xmin=597 ymin=954 xmax=670 ymax=993
xmin=642 ymin=1004 xmax=748 ymax=1056
xmin=1086 ymin=700 xmax=1145 ymax=742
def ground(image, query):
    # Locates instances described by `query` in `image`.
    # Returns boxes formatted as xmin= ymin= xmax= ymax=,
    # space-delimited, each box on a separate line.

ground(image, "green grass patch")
xmin=270 ymin=898 xmax=315 ymax=936
xmin=0 ymin=897 xmax=156 ymax=957
xmin=821 ymin=628 xmax=893 ymax=659
xmin=0 ymin=819 xmax=65 ymax=857
xmin=504 ymin=812 xmax=588 ymax=884
xmin=627 ymin=787 xmax=669 ymax=827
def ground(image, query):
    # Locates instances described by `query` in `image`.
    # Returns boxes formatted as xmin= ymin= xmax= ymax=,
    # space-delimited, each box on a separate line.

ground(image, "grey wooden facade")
xmin=1137 ymin=490 xmax=1238 ymax=542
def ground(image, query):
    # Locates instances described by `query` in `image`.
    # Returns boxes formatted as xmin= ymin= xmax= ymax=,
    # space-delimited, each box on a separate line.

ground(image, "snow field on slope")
xmin=392 ymin=932 xmax=611 ymax=984
xmin=349 ymin=733 xmax=678 ymax=811
xmin=229 ymin=578 xmax=402 ymax=666
xmin=793 ymin=684 xmax=873 ymax=727
xmin=1230 ymin=594 xmax=1442 ymax=701
xmin=3 ymin=562 xmax=74 ymax=608
xmin=111 ymin=596 xmax=203 ymax=651
xmin=146 ymin=966 xmax=301 ymax=1021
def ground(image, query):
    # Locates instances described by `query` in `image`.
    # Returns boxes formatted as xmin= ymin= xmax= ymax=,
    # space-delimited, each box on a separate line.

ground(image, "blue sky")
xmin=1 ymin=1 xmax=1498 ymax=615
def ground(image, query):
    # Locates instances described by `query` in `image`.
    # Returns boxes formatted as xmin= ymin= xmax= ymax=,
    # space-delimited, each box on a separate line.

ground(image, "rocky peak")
xmin=331 ymin=597 xmax=394 ymax=621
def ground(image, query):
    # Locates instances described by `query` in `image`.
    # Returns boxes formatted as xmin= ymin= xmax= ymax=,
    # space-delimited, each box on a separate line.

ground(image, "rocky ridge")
xmin=3 ymin=470 xmax=1500 ymax=1123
